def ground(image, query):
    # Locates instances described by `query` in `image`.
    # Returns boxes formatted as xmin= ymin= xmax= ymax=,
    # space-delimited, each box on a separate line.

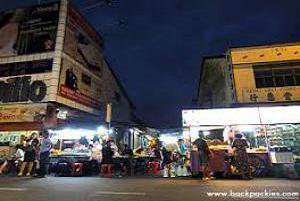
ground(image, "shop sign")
xmin=0 ymin=104 xmax=47 ymax=123
xmin=0 ymin=76 xmax=47 ymax=103
xmin=242 ymin=86 xmax=300 ymax=103
xmin=59 ymin=84 xmax=99 ymax=108
xmin=231 ymin=44 xmax=300 ymax=65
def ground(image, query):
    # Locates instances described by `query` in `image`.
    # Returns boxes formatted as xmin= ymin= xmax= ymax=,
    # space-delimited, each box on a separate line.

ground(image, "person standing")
xmin=100 ymin=140 xmax=114 ymax=177
xmin=89 ymin=140 xmax=102 ymax=175
xmin=36 ymin=130 xmax=52 ymax=178
xmin=160 ymin=145 xmax=173 ymax=178
xmin=193 ymin=131 xmax=213 ymax=181
xmin=231 ymin=133 xmax=252 ymax=180
xmin=30 ymin=133 xmax=40 ymax=173
xmin=121 ymin=144 xmax=134 ymax=176
xmin=18 ymin=139 xmax=35 ymax=176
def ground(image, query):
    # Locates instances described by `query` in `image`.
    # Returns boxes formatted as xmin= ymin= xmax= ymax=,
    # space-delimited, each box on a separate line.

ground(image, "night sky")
xmin=3 ymin=0 xmax=300 ymax=128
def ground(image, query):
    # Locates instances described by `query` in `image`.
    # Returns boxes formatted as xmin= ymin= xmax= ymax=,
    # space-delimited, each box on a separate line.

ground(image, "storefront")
xmin=182 ymin=105 xmax=300 ymax=178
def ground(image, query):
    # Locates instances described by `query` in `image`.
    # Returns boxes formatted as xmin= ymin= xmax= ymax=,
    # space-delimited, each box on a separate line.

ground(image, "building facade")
xmin=197 ymin=42 xmax=300 ymax=108
xmin=0 ymin=0 xmax=135 ymax=136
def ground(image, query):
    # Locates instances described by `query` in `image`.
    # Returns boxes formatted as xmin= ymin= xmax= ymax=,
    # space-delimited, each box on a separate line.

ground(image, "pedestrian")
xmin=18 ymin=139 xmax=35 ymax=176
xmin=89 ymin=140 xmax=102 ymax=175
xmin=30 ymin=132 xmax=40 ymax=173
xmin=35 ymin=130 xmax=52 ymax=178
xmin=100 ymin=140 xmax=114 ymax=177
xmin=231 ymin=133 xmax=252 ymax=180
xmin=160 ymin=145 xmax=173 ymax=178
xmin=193 ymin=131 xmax=214 ymax=181
xmin=121 ymin=144 xmax=134 ymax=176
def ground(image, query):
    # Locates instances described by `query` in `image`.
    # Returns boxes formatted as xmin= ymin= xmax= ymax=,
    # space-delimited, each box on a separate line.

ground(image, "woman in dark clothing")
xmin=232 ymin=133 xmax=252 ymax=180
xmin=30 ymin=132 xmax=40 ymax=172
xmin=193 ymin=131 xmax=213 ymax=180
xmin=160 ymin=146 xmax=173 ymax=177
xmin=100 ymin=141 xmax=114 ymax=177
xmin=18 ymin=139 xmax=35 ymax=176
xmin=101 ymin=141 xmax=114 ymax=164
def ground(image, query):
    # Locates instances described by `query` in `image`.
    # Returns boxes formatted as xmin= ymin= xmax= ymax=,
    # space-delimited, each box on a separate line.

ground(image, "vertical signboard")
xmin=57 ymin=5 xmax=103 ymax=111
xmin=63 ymin=6 xmax=103 ymax=77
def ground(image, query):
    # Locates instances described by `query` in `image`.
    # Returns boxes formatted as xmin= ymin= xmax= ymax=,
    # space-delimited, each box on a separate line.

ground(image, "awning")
xmin=182 ymin=105 xmax=300 ymax=126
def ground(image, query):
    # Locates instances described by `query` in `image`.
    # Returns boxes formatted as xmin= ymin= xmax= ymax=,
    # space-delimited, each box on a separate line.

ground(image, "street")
xmin=0 ymin=177 xmax=299 ymax=201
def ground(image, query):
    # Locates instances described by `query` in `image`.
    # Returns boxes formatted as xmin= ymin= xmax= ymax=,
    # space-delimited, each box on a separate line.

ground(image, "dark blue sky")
xmin=3 ymin=0 xmax=300 ymax=128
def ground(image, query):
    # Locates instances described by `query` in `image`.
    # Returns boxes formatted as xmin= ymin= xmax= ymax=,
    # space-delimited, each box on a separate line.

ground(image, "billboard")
xmin=58 ymin=58 xmax=101 ymax=109
xmin=0 ymin=103 xmax=47 ymax=123
xmin=0 ymin=75 xmax=49 ymax=103
xmin=0 ymin=2 xmax=60 ymax=57
xmin=63 ymin=6 xmax=103 ymax=78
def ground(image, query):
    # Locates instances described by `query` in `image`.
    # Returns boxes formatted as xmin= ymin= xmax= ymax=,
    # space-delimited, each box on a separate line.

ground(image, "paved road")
xmin=0 ymin=177 xmax=299 ymax=201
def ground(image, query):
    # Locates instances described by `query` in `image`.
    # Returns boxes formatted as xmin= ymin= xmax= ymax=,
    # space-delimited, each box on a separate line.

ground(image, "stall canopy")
xmin=182 ymin=106 xmax=300 ymax=127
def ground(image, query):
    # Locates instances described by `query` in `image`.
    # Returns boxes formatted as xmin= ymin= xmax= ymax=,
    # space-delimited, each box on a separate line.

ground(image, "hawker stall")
xmin=182 ymin=106 xmax=300 ymax=178
xmin=48 ymin=128 xmax=104 ymax=176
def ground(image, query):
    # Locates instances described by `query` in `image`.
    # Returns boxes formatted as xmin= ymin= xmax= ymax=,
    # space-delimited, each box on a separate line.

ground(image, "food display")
xmin=207 ymin=139 xmax=230 ymax=151
xmin=266 ymin=124 xmax=300 ymax=158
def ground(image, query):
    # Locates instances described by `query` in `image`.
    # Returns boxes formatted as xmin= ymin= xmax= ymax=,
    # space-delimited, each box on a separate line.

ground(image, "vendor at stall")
xmin=193 ymin=131 xmax=214 ymax=181
xmin=231 ymin=133 xmax=252 ymax=180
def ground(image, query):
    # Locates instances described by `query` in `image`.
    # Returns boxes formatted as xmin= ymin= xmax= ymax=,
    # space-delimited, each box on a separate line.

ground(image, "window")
xmin=0 ymin=59 xmax=52 ymax=77
xmin=254 ymin=62 xmax=300 ymax=88
xmin=81 ymin=73 xmax=91 ymax=86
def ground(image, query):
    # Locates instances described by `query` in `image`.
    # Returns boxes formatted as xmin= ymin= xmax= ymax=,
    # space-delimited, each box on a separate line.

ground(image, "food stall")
xmin=182 ymin=106 xmax=300 ymax=178
xmin=48 ymin=128 xmax=105 ymax=176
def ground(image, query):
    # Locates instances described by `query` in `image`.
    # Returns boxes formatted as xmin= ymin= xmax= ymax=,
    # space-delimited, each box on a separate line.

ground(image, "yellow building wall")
xmin=231 ymin=43 xmax=300 ymax=104
xmin=233 ymin=65 xmax=256 ymax=103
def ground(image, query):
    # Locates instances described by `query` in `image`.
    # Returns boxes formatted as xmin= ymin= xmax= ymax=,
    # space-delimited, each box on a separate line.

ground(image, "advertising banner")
xmin=63 ymin=6 xmax=103 ymax=78
xmin=0 ymin=2 xmax=60 ymax=57
xmin=0 ymin=103 xmax=47 ymax=123
xmin=242 ymin=86 xmax=300 ymax=103
xmin=58 ymin=58 xmax=101 ymax=109
xmin=0 ymin=75 xmax=48 ymax=104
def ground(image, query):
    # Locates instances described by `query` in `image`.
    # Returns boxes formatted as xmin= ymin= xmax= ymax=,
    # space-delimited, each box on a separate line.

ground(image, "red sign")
xmin=59 ymin=84 xmax=99 ymax=108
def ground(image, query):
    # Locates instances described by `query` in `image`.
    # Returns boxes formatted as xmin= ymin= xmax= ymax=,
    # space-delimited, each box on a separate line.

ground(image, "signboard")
xmin=63 ymin=6 xmax=103 ymax=78
xmin=0 ymin=2 xmax=60 ymax=57
xmin=0 ymin=75 xmax=47 ymax=103
xmin=231 ymin=44 xmax=300 ymax=65
xmin=58 ymin=58 xmax=101 ymax=109
xmin=242 ymin=86 xmax=300 ymax=103
xmin=0 ymin=103 xmax=47 ymax=123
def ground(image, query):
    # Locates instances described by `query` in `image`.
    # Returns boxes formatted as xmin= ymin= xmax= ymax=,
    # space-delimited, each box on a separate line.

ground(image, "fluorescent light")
xmin=97 ymin=126 xmax=107 ymax=134
xmin=182 ymin=106 xmax=300 ymax=126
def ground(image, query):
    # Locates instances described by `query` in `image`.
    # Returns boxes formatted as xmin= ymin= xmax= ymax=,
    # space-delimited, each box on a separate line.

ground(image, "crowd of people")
xmin=0 ymin=130 xmax=52 ymax=178
xmin=0 ymin=130 xmax=252 ymax=180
